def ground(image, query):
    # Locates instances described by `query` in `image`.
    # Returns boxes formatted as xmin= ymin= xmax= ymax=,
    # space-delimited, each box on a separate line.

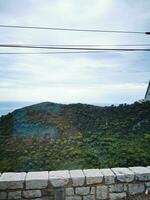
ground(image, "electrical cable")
xmin=0 ymin=24 xmax=149 ymax=35
xmin=0 ymin=44 xmax=150 ymax=51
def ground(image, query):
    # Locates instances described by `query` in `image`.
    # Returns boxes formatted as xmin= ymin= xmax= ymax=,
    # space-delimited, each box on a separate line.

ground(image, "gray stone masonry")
xmin=145 ymin=181 xmax=150 ymax=193
xmin=70 ymin=170 xmax=85 ymax=186
xmin=0 ymin=166 xmax=150 ymax=200
xmin=109 ymin=192 xmax=126 ymax=200
xmin=0 ymin=192 xmax=7 ymax=200
xmin=0 ymin=172 xmax=26 ymax=190
xmin=83 ymin=195 xmax=95 ymax=200
xmin=83 ymin=169 xmax=103 ymax=185
xmin=25 ymin=171 xmax=48 ymax=189
xmin=111 ymin=167 xmax=134 ymax=182
xmin=129 ymin=166 xmax=150 ymax=181
xmin=49 ymin=170 xmax=70 ymax=187
xmin=22 ymin=190 xmax=42 ymax=198
xmin=65 ymin=196 xmax=81 ymax=200
xmin=65 ymin=187 xmax=74 ymax=196
xmin=128 ymin=183 xmax=145 ymax=195
xmin=109 ymin=184 xmax=126 ymax=193
xmin=75 ymin=187 xmax=90 ymax=195
xmin=90 ymin=187 xmax=95 ymax=195
xmin=8 ymin=191 xmax=21 ymax=199
xmin=96 ymin=185 xmax=108 ymax=199
xmin=100 ymin=169 xmax=115 ymax=184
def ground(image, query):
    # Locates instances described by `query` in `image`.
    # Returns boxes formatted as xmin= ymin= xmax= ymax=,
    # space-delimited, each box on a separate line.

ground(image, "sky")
xmin=0 ymin=0 xmax=150 ymax=105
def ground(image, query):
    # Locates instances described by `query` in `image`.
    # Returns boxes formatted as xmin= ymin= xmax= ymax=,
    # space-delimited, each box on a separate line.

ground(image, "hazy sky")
xmin=0 ymin=0 xmax=150 ymax=104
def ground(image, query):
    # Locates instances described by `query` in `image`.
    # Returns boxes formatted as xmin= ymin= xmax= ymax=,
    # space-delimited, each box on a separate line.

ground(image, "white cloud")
xmin=0 ymin=0 xmax=150 ymax=104
xmin=0 ymin=83 xmax=146 ymax=104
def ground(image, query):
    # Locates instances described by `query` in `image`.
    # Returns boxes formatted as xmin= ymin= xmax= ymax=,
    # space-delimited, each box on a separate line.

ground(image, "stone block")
xmin=96 ymin=185 xmax=108 ymax=200
xmin=83 ymin=169 xmax=103 ymax=184
xmin=90 ymin=187 xmax=95 ymax=194
xmin=0 ymin=172 xmax=26 ymax=190
xmin=111 ymin=168 xmax=134 ymax=182
xmin=49 ymin=170 xmax=70 ymax=187
xmin=42 ymin=188 xmax=54 ymax=197
xmin=128 ymin=183 xmax=145 ymax=195
xmin=100 ymin=168 xmax=116 ymax=184
xmin=25 ymin=171 xmax=48 ymax=189
xmin=129 ymin=166 xmax=150 ymax=181
xmin=109 ymin=184 xmax=125 ymax=193
xmin=65 ymin=188 xmax=74 ymax=196
xmin=0 ymin=192 xmax=7 ymax=200
xmin=22 ymin=190 xmax=42 ymax=198
xmin=32 ymin=197 xmax=50 ymax=200
xmin=145 ymin=182 xmax=150 ymax=194
xmin=70 ymin=170 xmax=85 ymax=186
xmin=65 ymin=196 xmax=82 ymax=200
xmin=55 ymin=188 xmax=64 ymax=200
xmin=8 ymin=191 xmax=21 ymax=199
xmin=146 ymin=182 xmax=150 ymax=188
xmin=76 ymin=187 xmax=90 ymax=195
xmin=83 ymin=195 xmax=95 ymax=200
xmin=109 ymin=192 xmax=126 ymax=200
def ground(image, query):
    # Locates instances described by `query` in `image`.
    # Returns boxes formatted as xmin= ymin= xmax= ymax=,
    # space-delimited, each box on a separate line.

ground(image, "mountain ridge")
xmin=0 ymin=101 xmax=150 ymax=137
xmin=0 ymin=101 xmax=150 ymax=171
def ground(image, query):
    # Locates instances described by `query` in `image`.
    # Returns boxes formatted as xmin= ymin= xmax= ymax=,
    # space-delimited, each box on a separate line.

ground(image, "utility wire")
xmin=1 ymin=44 xmax=150 ymax=47
xmin=0 ymin=24 xmax=149 ymax=35
xmin=0 ymin=49 xmax=150 ymax=55
xmin=0 ymin=44 xmax=150 ymax=51
xmin=0 ymin=51 xmax=109 ymax=55
xmin=44 ymin=44 xmax=150 ymax=46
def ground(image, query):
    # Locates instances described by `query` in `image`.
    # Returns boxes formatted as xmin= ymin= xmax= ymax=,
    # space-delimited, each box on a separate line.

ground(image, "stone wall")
xmin=0 ymin=166 xmax=150 ymax=200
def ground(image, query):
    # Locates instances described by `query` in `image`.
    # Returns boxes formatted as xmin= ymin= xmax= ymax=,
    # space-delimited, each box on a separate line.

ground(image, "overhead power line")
xmin=0 ymin=24 xmax=149 ymax=35
xmin=0 ymin=44 xmax=150 ymax=51
xmin=47 ymin=44 xmax=150 ymax=46
xmin=21 ymin=44 xmax=150 ymax=47
xmin=0 ymin=51 xmax=111 ymax=55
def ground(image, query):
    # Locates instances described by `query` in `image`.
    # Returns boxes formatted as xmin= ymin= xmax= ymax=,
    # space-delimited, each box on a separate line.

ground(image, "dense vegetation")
xmin=0 ymin=101 xmax=150 ymax=172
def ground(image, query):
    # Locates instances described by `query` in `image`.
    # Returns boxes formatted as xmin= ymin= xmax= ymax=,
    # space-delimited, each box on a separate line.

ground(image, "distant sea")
xmin=0 ymin=101 xmax=115 ymax=117
xmin=0 ymin=101 xmax=35 ymax=117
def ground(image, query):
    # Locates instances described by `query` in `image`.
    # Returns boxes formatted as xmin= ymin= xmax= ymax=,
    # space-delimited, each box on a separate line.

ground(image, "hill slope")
xmin=0 ymin=101 xmax=150 ymax=171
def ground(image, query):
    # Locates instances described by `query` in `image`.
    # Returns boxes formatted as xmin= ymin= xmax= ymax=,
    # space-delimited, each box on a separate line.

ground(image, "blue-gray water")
xmin=0 ymin=101 xmax=35 ymax=116
xmin=0 ymin=101 xmax=114 ymax=117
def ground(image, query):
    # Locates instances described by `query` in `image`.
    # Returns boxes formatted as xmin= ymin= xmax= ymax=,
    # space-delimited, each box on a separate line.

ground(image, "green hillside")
xmin=0 ymin=101 xmax=150 ymax=171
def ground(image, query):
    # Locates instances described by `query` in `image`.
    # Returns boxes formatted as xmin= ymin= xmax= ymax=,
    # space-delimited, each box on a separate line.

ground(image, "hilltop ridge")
xmin=0 ymin=101 xmax=150 ymax=137
xmin=0 ymin=101 xmax=150 ymax=171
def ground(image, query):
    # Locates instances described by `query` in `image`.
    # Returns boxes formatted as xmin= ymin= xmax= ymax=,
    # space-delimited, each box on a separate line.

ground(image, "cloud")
xmin=0 ymin=0 xmax=150 ymax=104
xmin=0 ymin=82 xmax=146 ymax=104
